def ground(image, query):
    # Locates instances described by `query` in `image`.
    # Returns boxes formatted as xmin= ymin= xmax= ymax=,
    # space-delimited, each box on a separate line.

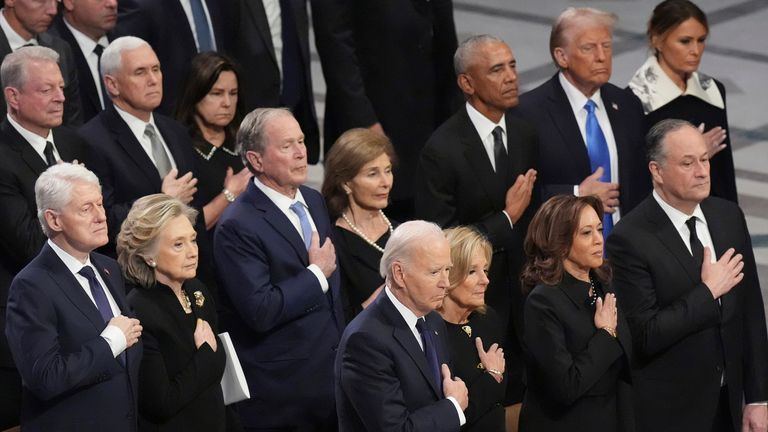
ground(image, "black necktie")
xmin=93 ymin=44 xmax=110 ymax=109
xmin=492 ymin=126 xmax=508 ymax=183
xmin=43 ymin=141 xmax=56 ymax=167
xmin=415 ymin=318 xmax=442 ymax=392
xmin=686 ymin=217 xmax=704 ymax=266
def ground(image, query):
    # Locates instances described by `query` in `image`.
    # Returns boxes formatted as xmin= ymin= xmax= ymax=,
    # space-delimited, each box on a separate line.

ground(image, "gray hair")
xmin=380 ymin=220 xmax=445 ymax=283
xmin=549 ymin=7 xmax=617 ymax=67
xmin=646 ymin=118 xmax=696 ymax=165
xmin=35 ymin=163 xmax=101 ymax=237
xmin=237 ymin=107 xmax=293 ymax=171
xmin=101 ymin=36 xmax=151 ymax=77
xmin=454 ymin=34 xmax=505 ymax=75
xmin=1 ymin=46 xmax=60 ymax=89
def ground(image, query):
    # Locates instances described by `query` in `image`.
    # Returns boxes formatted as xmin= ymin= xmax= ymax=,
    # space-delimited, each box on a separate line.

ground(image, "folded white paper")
xmin=219 ymin=332 xmax=250 ymax=405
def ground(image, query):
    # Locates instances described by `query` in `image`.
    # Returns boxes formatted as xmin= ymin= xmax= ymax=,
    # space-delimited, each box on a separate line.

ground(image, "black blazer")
xmin=5 ymin=245 xmax=141 ymax=431
xmin=1 ymin=27 xmax=82 ymax=126
xmin=606 ymin=195 xmax=768 ymax=432
xmin=0 ymin=120 xmax=92 ymax=369
xmin=415 ymin=106 xmax=539 ymax=401
xmin=127 ymin=279 xmax=226 ymax=432
xmin=517 ymin=74 xmax=650 ymax=216
xmin=520 ymin=272 xmax=634 ymax=432
xmin=335 ymin=292 xmax=461 ymax=431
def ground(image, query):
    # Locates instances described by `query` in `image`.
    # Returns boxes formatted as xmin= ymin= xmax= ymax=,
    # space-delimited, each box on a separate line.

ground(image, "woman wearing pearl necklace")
xmin=322 ymin=129 xmax=398 ymax=323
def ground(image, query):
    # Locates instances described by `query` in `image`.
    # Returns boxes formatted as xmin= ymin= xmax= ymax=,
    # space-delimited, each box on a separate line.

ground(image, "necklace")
xmin=177 ymin=290 xmax=193 ymax=314
xmin=194 ymin=143 xmax=238 ymax=161
xmin=341 ymin=210 xmax=393 ymax=253
xmin=586 ymin=277 xmax=598 ymax=308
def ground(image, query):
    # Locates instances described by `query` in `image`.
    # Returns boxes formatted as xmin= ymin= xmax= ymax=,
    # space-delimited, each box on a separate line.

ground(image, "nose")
xmin=438 ymin=269 xmax=450 ymax=289
xmin=478 ymin=270 xmax=490 ymax=286
xmin=222 ymin=93 xmax=233 ymax=107
xmin=53 ymin=86 xmax=66 ymax=103
xmin=694 ymin=160 xmax=709 ymax=177
xmin=95 ymin=205 xmax=107 ymax=223
xmin=504 ymin=65 xmax=518 ymax=83
xmin=189 ymin=241 xmax=199 ymax=258
xmin=595 ymin=45 xmax=608 ymax=62
xmin=44 ymin=0 xmax=57 ymax=15
xmin=105 ymin=0 xmax=118 ymax=8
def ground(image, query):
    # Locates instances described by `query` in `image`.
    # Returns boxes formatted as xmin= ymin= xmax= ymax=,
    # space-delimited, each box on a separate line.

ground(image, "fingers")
xmin=591 ymin=166 xmax=604 ymax=179
xmin=164 ymin=168 xmax=179 ymax=181
xmin=225 ymin=166 xmax=234 ymax=178
xmin=475 ymin=337 xmax=484 ymax=354
xmin=309 ymin=231 xmax=320 ymax=250
xmin=595 ymin=296 xmax=603 ymax=311
xmin=441 ymin=363 xmax=451 ymax=381
xmin=698 ymin=122 xmax=706 ymax=132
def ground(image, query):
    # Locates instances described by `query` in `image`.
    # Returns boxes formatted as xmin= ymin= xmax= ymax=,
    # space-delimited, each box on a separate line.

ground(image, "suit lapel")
xmin=105 ymin=106 xmax=163 ymax=187
xmin=457 ymin=109 xmax=503 ymax=206
xmin=244 ymin=0 xmax=278 ymax=67
xmin=0 ymin=120 xmax=48 ymax=174
xmin=54 ymin=18 xmax=101 ymax=114
xmin=645 ymin=197 xmax=701 ymax=283
xmin=701 ymin=200 xmax=732 ymax=319
xmin=545 ymin=76 xmax=592 ymax=174
xmin=245 ymin=182 xmax=308 ymax=264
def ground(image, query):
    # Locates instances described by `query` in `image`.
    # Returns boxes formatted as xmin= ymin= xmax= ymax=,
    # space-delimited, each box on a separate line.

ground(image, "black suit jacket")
xmin=4 ymin=245 xmax=141 ymax=431
xmin=1 ymin=28 xmax=82 ymax=126
xmin=517 ymin=74 xmax=650 ymax=215
xmin=335 ymin=292 xmax=461 ymax=431
xmin=606 ymin=195 xmax=768 ymax=432
xmin=0 ymin=120 xmax=91 ymax=369
xmin=520 ymin=273 xmax=634 ymax=432
xmin=115 ymin=0 xmax=233 ymax=115
xmin=47 ymin=16 xmax=114 ymax=123
xmin=415 ymin=106 xmax=539 ymax=401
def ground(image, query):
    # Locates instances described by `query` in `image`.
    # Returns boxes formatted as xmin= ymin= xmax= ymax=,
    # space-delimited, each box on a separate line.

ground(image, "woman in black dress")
xmin=175 ymin=52 xmax=252 ymax=233
xmin=322 ymin=128 xmax=397 ymax=322
xmin=437 ymin=226 xmax=506 ymax=432
xmin=519 ymin=195 xmax=633 ymax=432
xmin=117 ymin=194 xmax=230 ymax=432
xmin=628 ymin=0 xmax=737 ymax=202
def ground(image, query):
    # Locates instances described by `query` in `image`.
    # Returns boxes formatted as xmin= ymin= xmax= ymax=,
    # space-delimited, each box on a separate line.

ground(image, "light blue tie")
xmin=584 ymin=100 xmax=613 ymax=238
xmin=289 ymin=202 xmax=312 ymax=250
xmin=189 ymin=0 xmax=214 ymax=52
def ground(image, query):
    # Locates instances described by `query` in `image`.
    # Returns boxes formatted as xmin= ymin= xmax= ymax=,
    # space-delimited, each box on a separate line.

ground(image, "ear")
xmin=457 ymin=73 xmax=474 ymax=96
xmin=103 ymin=74 xmax=118 ymax=99
xmin=245 ymin=150 xmax=264 ymax=173
xmin=553 ymin=47 xmax=569 ymax=69
xmin=650 ymin=34 xmax=661 ymax=54
xmin=4 ymin=87 xmax=19 ymax=112
xmin=61 ymin=0 xmax=76 ymax=12
xmin=392 ymin=262 xmax=406 ymax=288
xmin=649 ymin=161 xmax=663 ymax=185
xmin=43 ymin=209 xmax=64 ymax=234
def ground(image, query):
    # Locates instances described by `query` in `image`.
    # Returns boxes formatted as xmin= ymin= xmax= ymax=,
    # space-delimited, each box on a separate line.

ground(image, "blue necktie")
xmin=584 ymin=100 xmax=613 ymax=238
xmin=189 ymin=0 xmax=214 ymax=52
xmin=79 ymin=266 xmax=127 ymax=365
xmin=289 ymin=201 xmax=312 ymax=250
xmin=416 ymin=318 xmax=442 ymax=392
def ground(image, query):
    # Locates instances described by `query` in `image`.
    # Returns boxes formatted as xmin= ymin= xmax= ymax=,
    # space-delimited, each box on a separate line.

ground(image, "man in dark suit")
xmin=336 ymin=220 xmax=468 ymax=431
xmin=5 ymin=162 xmax=143 ymax=431
xmin=0 ymin=46 xmax=92 ymax=429
xmin=115 ymin=0 xmax=232 ymax=114
xmin=214 ymin=108 xmax=343 ymax=430
xmin=415 ymin=35 xmax=537 ymax=414
xmin=0 ymin=0 xmax=82 ymax=125
xmin=606 ymin=119 xmax=768 ymax=432
xmin=517 ymin=7 xmax=649 ymax=237
xmin=47 ymin=0 xmax=118 ymax=122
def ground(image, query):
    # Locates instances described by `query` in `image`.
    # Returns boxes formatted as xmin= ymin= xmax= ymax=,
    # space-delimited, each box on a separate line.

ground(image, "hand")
xmin=579 ymin=167 xmax=620 ymax=213
xmin=109 ymin=315 xmax=142 ymax=348
xmin=702 ymin=247 xmax=744 ymax=299
xmin=161 ymin=169 xmax=198 ymax=204
xmin=308 ymin=231 xmax=337 ymax=277
xmin=475 ymin=337 xmax=505 ymax=383
xmin=441 ymin=363 xmax=468 ymax=410
xmin=593 ymin=293 xmax=618 ymax=330
xmin=504 ymin=169 xmax=537 ymax=224
xmin=368 ymin=122 xmax=384 ymax=135
xmin=223 ymin=166 xmax=253 ymax=198
xmin=193 ymin=318 xmax=217 ymax=352
xmin=698 ymin=123 xmax=727 ymax=158
xmin=743 ymin=404 xmax=768 ymax=432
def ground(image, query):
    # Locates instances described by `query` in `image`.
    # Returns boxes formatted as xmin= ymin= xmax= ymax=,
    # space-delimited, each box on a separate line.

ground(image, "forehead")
xmin=663 ymin=126 xmax=707 ymax=157
xmin=570 ymin=24 xmax=612 ymax=46
xmin=472 ymin=41 xmax=514 ymax=66
xmin=162 ymin=214 xmax=195 ymax=236
xmin=120 ymin=45 xmax=159 ymax=71
xmin=410 ymin=236 xmax=450 ymax=267
xmin=67 ymin=181 xmax=102 ymax=205
xmin=22 ymin=60 xmax=62 ymax=85
xmin=576 ymin=205 xmax=600 ymax=226
xmin=666 ymin=17 xmax=708 ymax=36
xmin=263 ymin=115 xmax=302 ymax=145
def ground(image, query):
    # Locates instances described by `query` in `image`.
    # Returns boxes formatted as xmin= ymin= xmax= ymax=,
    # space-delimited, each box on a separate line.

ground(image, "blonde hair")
xmin=116 ymin=194 xmax=198 ymax=288
xmin=549 ymin=7 xmax=617 ymax=68
xmin=441 ymin=226 xmax=492 ymax=314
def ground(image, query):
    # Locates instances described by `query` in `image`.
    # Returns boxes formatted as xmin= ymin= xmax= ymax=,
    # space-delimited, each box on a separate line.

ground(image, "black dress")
xmin=443 ymin=308 xmax=506 ymax=432
xmin=333 ymin=225 xmax=394 ymax=323
xmin=127 ymin=279 xmax=227 ymax=432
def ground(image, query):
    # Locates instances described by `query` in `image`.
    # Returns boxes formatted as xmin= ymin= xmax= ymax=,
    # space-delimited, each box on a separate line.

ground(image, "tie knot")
xmin=584 ymin=99 xmax=597 ymax=113
xmin=491 ymin=126 xmax=504 ymax=140
xmin=78 ymin=266 xmax=97 ymax=280
xmin=685 ymin=216 xmax=697 ymax=232
xmin=93 ymin=44 xmax=105 ymax=56
xmin=290 ymin=201 xmax=305 ymax=215
xmin=415 ymin=317 xmax=428 ymax=333
xmin=144 ymin=124 xmax=156 ymax=138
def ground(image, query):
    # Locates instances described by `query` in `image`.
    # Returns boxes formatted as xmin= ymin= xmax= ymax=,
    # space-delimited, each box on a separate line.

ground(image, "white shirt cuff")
xmin=447 ymin=396 xmax=466 ymax=426
xmin=308 ymin=264 xmax=329 ymax=293
xmin=574 ymin=185 xmax=580 ymax=196
xmin=501 ymin=210 xmax=514 ymax=230
xmin=100 ymin=324 xmax=127 ymax=358
xmin=748 ymin=402 xmax=768 ymax=405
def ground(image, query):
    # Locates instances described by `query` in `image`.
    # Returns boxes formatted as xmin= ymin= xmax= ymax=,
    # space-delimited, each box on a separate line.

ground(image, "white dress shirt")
xmin=0 ymin=9 xmax=37 ymax=49
xmin=62 ymin=18 xmax=109 ymax=108
xmin=114 ymin=105 xmax=178 ymax=172
xmin=652 ymin=190 xmax=715 ymax=262
xmin=6 ymin=115 xmax=59 ymax=163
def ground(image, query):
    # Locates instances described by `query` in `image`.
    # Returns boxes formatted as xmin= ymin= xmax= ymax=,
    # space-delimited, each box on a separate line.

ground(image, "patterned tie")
xmin=144 ymin=124 xmax=172 ymax=178
xmin=416 ymin=318 xmax=442 ymax=392
xmin=289 ymin=201 xmax=312 ymax=250
xmin=43 ymin=141 xmax=56 ymax=167
xmin=686 ymin=217 xmax=704 ymax=266
xmin=584 ymin=100 xmax=613 ymax=238
xmin=93 ymin=44 xmax=110 ymax=109
xmin=492 ymin=126 xmax=509 ymax=182
xmin=189 ymin=0 xmax=214 ymax=52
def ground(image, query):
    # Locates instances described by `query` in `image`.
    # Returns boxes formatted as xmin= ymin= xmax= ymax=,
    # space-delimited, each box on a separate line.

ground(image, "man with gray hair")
xmin=0 ymin=45 xmax=92 ymax=429
xmin=607 ymin=119 xmax=768 ymax=431
xmin=335 ymin=220 xmax=468 ymax=431
xmin=518 ymin=7 xmax=649 ymax=239
xmin=5 ymin=162 xmax=142 ymax=431
xmin=214 ymin=107 xmax=344 ymax=430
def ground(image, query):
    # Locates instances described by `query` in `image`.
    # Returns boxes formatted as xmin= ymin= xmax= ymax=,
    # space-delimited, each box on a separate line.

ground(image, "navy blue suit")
xmin=4 ymin=244 xmax=141 ymax=431
xmin=214 ymin=181 xmax=343 ymax=429
xmin=335 ymin=292 xmax=460 ymax=431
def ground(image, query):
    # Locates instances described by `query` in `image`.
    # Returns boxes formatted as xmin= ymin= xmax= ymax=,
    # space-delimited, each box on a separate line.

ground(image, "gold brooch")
xmin=193 ymin=291 xmax=205 ymax=307
xmin=461 ymin=325 xmax=472 ymax=338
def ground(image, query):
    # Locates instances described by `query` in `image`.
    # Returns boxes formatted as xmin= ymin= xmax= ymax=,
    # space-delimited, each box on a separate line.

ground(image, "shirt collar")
xmin=0 ymin=9 xmax=36 ymax=50
xmin=465 ymin=101 xmax=506 ymax=139
xmin=559 ymin=71 xmax=605 ymax=115
xmin=6 ymin=113 xmax=53 ymax=147
xmin=252 ymin=176 xmax=309 ymax=213
xmin=114 ymin=104 xmax=157 ymax=141
xmin=652 ymin=189 xmax=708 ymax=230
xmin=48 ymin=239 xmax=95 ymax=274
xmin=63 ymin=16 xmax=108 ymax=55
xmin=628 ymin=56 xmax=724 ymax=113
xmin=385 ymin=285 xmax=420 ymax=330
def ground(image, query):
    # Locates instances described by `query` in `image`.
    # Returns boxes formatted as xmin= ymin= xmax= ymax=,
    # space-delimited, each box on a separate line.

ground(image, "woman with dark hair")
xmin=175 ymin=52 xmax=252 ymax=231
xmin=321 ymin=128 xmax=397 ymax=322
xmin=519 ymin=195 xmax=633 ymax=432
xmin=628 ymin=0 xmax=737 ymax=202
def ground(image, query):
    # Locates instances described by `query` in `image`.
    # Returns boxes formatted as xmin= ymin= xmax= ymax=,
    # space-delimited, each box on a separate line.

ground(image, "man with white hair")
xmin=5 ymin=162 xmax=143 ymax=431
xmin=335 ymin=220 xmax=469 ymax=431
xmin=0 ymin=46 xmax=92 ymax=429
